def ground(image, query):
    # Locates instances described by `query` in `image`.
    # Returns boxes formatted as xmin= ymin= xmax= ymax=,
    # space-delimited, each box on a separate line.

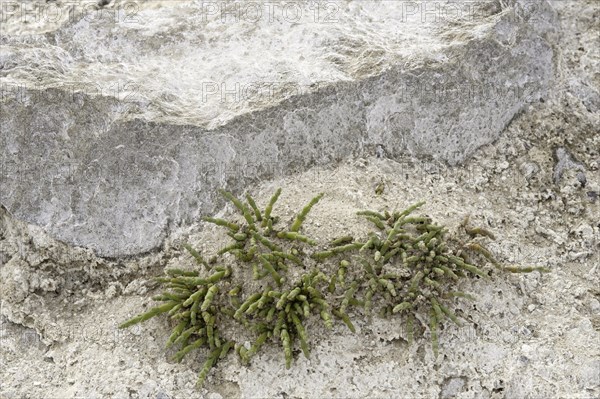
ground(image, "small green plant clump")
xmin=119 ymin=189 xmax=548 ymax=388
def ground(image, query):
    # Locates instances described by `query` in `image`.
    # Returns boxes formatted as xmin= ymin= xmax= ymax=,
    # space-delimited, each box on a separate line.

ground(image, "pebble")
xmin=589 ymin=298 xmax=600 ymax=313
xmin=574 ymin=223 xmax=594 ymax=241
xmin=497 ymin=160 xmax=510 ymax=171
xmin=105 ymin=284 xmax=118 ymax=298
xmin=139 ymin=380 xmax=158 ymax=397
xmin=579 ymin=360 xmax=600 ymax=389
xmin=520 ymin=162 xmax=539 ymax=182
xmin=553 ymin=147 xmax=585 ymax=185
xmin=576 ymin=172 xmax=587 ymax=187
xmin=440 ymin=377 xmax=466 ymax=399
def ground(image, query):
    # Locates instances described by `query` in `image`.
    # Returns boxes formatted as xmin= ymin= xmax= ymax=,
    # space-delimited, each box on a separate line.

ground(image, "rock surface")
xmin=1 ymin=0 xmax=557 ymax=256
xmin=1 ymin=1 xmax=598 ymax=397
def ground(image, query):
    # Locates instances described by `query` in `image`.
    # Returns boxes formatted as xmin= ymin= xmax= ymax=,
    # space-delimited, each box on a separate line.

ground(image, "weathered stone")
xmin=0 ymin=0 xmax=557 ymax=256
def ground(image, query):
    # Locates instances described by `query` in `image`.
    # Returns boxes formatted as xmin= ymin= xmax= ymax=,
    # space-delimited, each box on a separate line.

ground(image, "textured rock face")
xmin=0 ymin=0 xmax=557 ymax=256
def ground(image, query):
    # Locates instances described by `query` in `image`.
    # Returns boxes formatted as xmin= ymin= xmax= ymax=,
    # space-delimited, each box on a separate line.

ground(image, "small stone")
xmin=497 ymin=160 xmax=510 ymax=171
xmin=519 ymin=355 xmax=530 ymax=364
xmin=579 ymin=360 xmax=600 ymax=389
xmin=139 ymin=380 xmax=158 ymax=397
xmin=105 ymin=284 xmax=118 ymax=298
xmin=576 ymin=172 xmax=587 ymax=187
xmin=441 ymin=377 xmax=466 ymax=399
xmin=573 ymin=223 xmax=594 ymax=242
xmin=527 ymin=304 xmax=536 ymax=312
xmin=589 ymin=298 xmax=600 ymax=313
xmin=520 ymin=161 xmax=539 ymax=182
xmin=553 ymin=147 xmax=585 ymax=185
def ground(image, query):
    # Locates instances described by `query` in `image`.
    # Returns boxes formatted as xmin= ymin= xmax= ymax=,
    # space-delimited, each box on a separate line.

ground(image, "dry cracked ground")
xmin=1 ymin=1 xmax=599 ymax=398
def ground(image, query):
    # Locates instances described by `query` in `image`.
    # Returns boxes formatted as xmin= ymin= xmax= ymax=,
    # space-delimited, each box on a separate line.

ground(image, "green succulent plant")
xmin=234 ymin=269 xmax=341 ymax=368
xmin=312 ymin=200 xmax=548 ymax=356
xmin=119 ymin=189 xmax=548 ymax=388
xmin=207 ymin=189 xmax=322 ymax=285
xmin=119 ymin=265 xmax=233 ymax=387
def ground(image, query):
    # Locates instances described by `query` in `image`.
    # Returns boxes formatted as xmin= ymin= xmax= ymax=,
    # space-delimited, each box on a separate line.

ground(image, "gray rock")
xmin=579 ymin=360 xmax=600 ymax=390
xmin=440 ymin=377 xmax=467 ymax=399
xmin=0 ymin=0 xmax=557 ymax=256
xmin=553 ymin=147 xmax=586 ymax=185
xmin=520 ymin=161 xmax=540 ymax=184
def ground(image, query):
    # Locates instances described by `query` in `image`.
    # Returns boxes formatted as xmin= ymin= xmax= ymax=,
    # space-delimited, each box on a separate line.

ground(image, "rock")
xmin=520 ymin=161 xmax=540 ymax=183
xmin=568 ymin=77 xmax=600 ymax=113
xmin=579 ymin=360 xmax=600 ymax=390
xmin=572 ymin=223 xmax=595 ymax=246
xmin=0 ymin=0 xmax=557 ymax=256
xmin=553 ymin=147 xmax=586 ymax=185
xmin=138 ymin=380 xmax=158 ymax=398
xmin=589 ymin=298 xmax=600 ymax=314
xmin=496 ymin=160 xmax=510 ymax=172
xmin=441 ymin=377 xmax=467 ymax=399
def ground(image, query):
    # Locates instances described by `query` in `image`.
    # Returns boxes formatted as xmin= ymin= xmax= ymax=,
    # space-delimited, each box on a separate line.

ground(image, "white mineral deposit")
xmin=0 ymin=1 xmax=598 ymax=398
